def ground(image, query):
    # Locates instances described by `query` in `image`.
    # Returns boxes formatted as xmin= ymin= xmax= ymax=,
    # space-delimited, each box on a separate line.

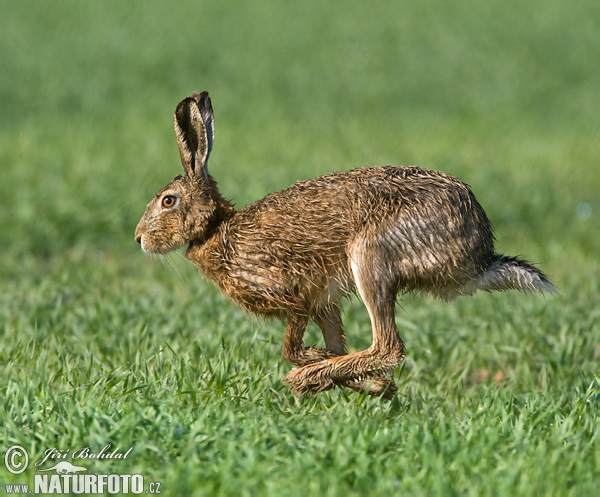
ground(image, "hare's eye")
xmin=161 ymin=195 xmax=176 ymax=208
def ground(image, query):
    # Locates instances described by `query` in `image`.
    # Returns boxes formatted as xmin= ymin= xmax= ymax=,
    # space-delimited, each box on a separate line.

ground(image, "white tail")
xmin=477 ymin=255 xmax=557 ymax=294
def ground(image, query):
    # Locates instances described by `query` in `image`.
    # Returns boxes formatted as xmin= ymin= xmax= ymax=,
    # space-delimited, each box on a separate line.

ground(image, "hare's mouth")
xmin=137 ymin=233 xmax=184 ymax=255
xmin=138 ymin=236 xmax=161 ymax=254
xmin=137 ymin=235 xmax=151 ymax=254
xmin=136 ymin=234 xmax=157 ymax=254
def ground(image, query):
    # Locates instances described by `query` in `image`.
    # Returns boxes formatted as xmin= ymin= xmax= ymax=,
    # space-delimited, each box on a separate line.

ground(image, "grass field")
xmin=1 ymin=1 xmax=599 ymax=495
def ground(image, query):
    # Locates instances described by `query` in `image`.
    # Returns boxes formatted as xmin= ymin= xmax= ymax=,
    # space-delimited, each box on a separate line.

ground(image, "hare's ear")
xmin=174 ymin=92 xmax=214 ymax=180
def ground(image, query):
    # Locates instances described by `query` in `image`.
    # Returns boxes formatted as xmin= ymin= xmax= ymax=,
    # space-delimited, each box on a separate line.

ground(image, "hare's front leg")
xmin=314 ymin=305 xmax=347 ymax=356
xmin=282 ymin=315 xmax=340 ymax=368
xmin=285 ymin=244 xmax=405 ymax=399
xmin=314 ymin=305 xmax=397 ymax=398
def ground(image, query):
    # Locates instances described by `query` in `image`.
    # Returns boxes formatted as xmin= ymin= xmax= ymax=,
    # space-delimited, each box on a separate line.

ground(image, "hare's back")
xmin=232 ymin=165 xmax=494 ymax=269
xmin=257 ymin=165 xmax=494 ymax=285
xmin=242 ymin=165 xmax=491 ymax=234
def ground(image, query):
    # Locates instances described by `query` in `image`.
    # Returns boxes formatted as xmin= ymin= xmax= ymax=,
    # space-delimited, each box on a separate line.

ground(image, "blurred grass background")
xmin=1 ymin=1 xmax=599 ymax=495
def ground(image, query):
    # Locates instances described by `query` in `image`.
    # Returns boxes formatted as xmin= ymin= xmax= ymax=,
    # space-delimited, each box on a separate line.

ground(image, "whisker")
xmin=173 ymin=250 xmax=195 ymax=267
xmin=165 ymin=253 xmax=185 ymax=283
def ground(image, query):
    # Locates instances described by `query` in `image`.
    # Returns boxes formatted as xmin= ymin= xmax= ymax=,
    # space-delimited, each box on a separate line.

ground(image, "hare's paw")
xmin=286 ymin=347 xmax=341 ymax=368
xmin=284 ymin=360 xmax=397 ymax=399
xmin=284 ymin=362 xmax=336 ymax=395
xmin=342 ymin=374 xmax=397 ymax=400
xmin=302 ymin=346 xmax=340 ymax=363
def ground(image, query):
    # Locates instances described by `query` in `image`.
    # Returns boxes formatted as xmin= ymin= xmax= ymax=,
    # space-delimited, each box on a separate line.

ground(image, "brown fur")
xmin=135 ymin=92 xmax=556 ymax=399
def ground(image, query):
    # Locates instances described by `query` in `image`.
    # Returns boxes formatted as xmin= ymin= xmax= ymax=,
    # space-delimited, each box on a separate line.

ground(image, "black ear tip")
xmin=189 ymin=91 xmax=212 ymax=115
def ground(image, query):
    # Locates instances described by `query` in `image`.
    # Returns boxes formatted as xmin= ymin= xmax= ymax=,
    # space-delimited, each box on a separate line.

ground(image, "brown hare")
xmin=135 ymin=91 xmax=555 ymax=399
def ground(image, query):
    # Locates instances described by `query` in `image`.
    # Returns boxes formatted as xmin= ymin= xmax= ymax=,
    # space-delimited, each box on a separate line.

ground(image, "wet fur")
xmin=136 ymin=92 xmax=556 ymax=399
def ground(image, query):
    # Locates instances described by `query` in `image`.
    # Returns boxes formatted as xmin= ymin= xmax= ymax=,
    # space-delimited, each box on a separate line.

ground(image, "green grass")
xmin=1 ymin=0 xmax=599 ymax=495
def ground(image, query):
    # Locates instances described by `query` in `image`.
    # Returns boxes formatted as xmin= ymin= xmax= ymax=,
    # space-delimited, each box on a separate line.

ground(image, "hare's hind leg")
xmin=285 ymin=245 xmax=404 ymax=399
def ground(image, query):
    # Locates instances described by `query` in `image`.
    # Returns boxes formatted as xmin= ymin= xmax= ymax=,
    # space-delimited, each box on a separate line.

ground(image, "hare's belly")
xmin=223 ymin=258 xmax=353 ymax=317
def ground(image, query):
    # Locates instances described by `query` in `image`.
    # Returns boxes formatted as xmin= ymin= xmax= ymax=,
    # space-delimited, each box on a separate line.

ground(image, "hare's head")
xmin=135 ymin=92 xmax=232 ymax=254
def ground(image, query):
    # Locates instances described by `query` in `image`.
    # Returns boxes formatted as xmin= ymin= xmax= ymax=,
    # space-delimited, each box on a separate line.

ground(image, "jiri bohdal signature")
xmin=35 ymin=444 xmax=133 ymax=467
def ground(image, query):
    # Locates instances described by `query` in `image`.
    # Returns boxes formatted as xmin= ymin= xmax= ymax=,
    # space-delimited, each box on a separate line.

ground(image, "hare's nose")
xmin=135 ymin=223 xmax=143 ymax=244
